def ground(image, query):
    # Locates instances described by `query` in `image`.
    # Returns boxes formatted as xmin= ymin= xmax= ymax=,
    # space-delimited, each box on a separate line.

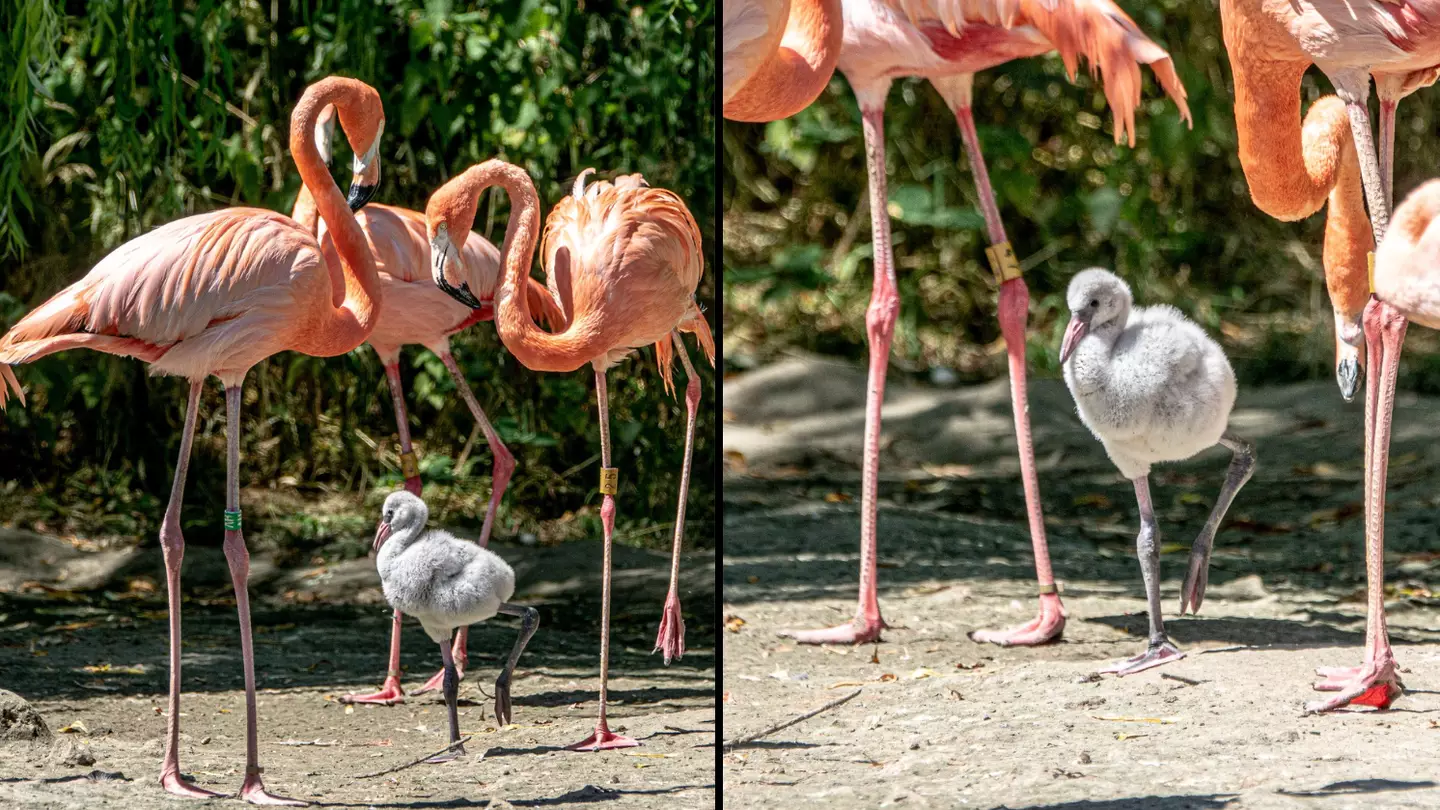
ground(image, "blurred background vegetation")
xmin=723 ymin=0 xmax=1440 ymax=395
xmin=0 ymin=0 xmax=715 ymax=563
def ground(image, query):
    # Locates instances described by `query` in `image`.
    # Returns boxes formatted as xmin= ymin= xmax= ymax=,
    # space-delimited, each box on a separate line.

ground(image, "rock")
xmin=0 ymin=689 xmax=52 ymax=742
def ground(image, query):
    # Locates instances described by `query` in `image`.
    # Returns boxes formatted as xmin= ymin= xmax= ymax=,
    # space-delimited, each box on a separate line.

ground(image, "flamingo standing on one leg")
xmin=1219 ymin=0 xmax=1438 ymax=407
xmin=0 ymin=76 xmax=385 ymax=804
xmin=724 ymin=0 xmax=843 ymax=121
xmin=291 ymin=108 xmax=562 ymax=704
xmin=1219 ymin=0 xmax=1440 ymax=712
xmin=755 ymin=0 xmax=1191 ymax=647
xmin=426 ymin=162 xmax=713 ymax=750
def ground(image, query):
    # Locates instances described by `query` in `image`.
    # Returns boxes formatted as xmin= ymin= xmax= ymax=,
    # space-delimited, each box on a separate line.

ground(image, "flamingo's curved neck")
xmin=724 ymin=0 xmax=842 ymax=122
xmin=464 ymin=162 xmax=608 ymax=373
xmin=290 ymin=83 xmax=381 ymax=354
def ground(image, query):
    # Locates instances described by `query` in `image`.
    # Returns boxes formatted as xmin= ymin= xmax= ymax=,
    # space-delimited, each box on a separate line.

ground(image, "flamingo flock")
xmin=0 ymin=76 xmax=711 ymax=800
xmin=725 ymin=0 xmax=1440 ymax=714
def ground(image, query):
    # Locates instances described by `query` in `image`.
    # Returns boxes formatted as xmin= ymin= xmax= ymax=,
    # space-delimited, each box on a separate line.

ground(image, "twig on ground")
xmin=1160 ymin=672 xmax=1202 ymax=686
xmin=279 ymin=739 xmax=337 ymax=746
xmin=354 ymin=736 xmax=472 ymax=779
xmin=723 ymin=689 xmax=861 ymax=750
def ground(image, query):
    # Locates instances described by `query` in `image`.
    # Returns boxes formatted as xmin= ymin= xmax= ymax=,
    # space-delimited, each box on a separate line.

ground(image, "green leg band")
xmin=223 ymin=509 xmax=242 ymax=531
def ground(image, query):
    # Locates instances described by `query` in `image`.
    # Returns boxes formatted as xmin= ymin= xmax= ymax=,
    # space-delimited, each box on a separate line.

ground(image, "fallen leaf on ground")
xmin=828 ymin=681 xmax=867 ymax=689
xmin=824 ymin=492 xmax=852 ymax=503
xmin=909 ymin=668 xmax=940 ymax=680
xmin=1115 ymin=733 xmax=1147 ymax=741
xmin=1092 ymin=715 xmax=1178 ymax=724
xmin=724 ymin=615 xmax=746 ymax=633
xmin=878 ymin=673 xmax=898 ymax=683
xmin=58 ymin=721 xmax=89 ymax=735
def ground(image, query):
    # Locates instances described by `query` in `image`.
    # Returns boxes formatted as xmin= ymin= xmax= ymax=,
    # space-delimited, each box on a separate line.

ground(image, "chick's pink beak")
xmin=1060 ymin=316 xmax=1088 ymax=365
xmin=372 ymin=522 xmax=392 ymax=554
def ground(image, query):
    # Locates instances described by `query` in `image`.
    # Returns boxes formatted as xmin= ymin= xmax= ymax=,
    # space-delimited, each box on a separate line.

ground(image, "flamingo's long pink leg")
xmin=221 ymin=382 xmax=303 ymax=806
xmin=1308 ymin=299 xmax=1405 ymax=712
xmin=654 ymin=332 xmax=699 ymax=664
xmin=778 ymin=100 xmax=894 ymax=645
xmin=570 ymin=367 xmax=639 ymax=750
xmin=952 ymin=103 xmax=1066 ymax=647
xmin=341 ymin=360 xmax=415 ymax=706
xmin=439 ymin=349 xmax=514 ymax=549
xmin=159 ymin=381 xmax=221 ymax=800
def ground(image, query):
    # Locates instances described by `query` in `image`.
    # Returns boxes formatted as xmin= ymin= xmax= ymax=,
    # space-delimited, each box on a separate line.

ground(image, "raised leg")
xmin=158 ymin=382 xmax=221 ymax=800
xmin=340 ymin=361 xmax=415 ymax=706
xmin=494 ymin=603 xmax=540 ymax=726
xmin=1307 ymin=299 xmax=1405 ymax=712
xmin=221 ymin=381 xmax=303 ymax=805
xmin=1329 ymin=69 xmax=1389 ymax=241
xmin=426 ymin=632 xmax=465 ymax=763
xmin=778 ymin=99 xmax=893 ymax=645
xmin=1378 ymin=99 xmax=1396 ymax=209
xmin=952 ymin=102 xmax=1066 ymax=647
xmin=655 ymin=333 xmax=699 ymax=664
xmin=1180 ymin=432 xmax=1257 ymax=614
xmin=439 ymin=350 xmax=514 ymax=548
xmin=1102 ymin=476 xmax=1184 ymax=676
xmin=570 ymin=368 xmax=639 ymax=750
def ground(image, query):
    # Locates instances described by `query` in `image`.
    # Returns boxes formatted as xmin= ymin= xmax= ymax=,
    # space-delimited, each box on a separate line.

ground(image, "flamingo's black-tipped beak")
xmin=372 ymin=522 xmax=392 ymax=554
xmin=1337 ymin=357 xmax=1360 ymax=403
xmin=347 ymin=181 xmax=377 ymax=212
xmin=431 ymin=236 xmax=484 ymax=309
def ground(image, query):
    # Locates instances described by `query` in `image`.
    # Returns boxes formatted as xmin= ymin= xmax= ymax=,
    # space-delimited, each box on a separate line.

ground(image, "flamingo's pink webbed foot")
xmin=1100 ymin=639 xmax=1185 ymax=677
xmin=1306 ymin=657 xmax=1402 ymax=713
xmin=239 ymin=772 xmax=306 ymax=806
xmin=970 ymin=592 xmax=1066 ymax=646
xmin=569 ymin=724 xmax=640 ymax=751
xmin=161 ymin=770 xmax=223 ymax=800
xmin=413 ymin=656 xmax=466 ymax=696
xmin=777 ymin=615 xmax=885 ymax=645
xmin=654 ymin=591 xmax=686 ymax=664
xmin=339 ymin=675 xmax=404 ymax=706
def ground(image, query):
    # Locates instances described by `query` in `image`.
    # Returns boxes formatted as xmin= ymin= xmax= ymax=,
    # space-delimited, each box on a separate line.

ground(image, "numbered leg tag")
xmin=599 ymin=467 xmax=619 ymax=496
xmin=223 ymin=509 xmax=242 ymax=531
xmin=400 ymin=451 xmax=420 ymax=480
xmin=986 ymin=241 xmax=1022 ymax=284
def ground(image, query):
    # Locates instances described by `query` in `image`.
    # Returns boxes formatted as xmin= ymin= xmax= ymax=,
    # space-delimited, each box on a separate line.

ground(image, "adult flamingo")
xmin=427 ymin=161 xmax=712 ymax=750
xmin=768 ymin=0 xmax=1191 ymax=647
xmin=291 ymin=108 xmax=562 ymax=705
xmin=1339 ymin=179 xmax=1440 ymax=712
xmin=1219 ymin=0 xmax=1439 ymax=406
xmin=1219 ymin=0 xmax=1440 ymax=711
xmin=0 ymin=76 xmax=384 ymax=804
xmin=724 ymin=0 xmax=843 ymax=121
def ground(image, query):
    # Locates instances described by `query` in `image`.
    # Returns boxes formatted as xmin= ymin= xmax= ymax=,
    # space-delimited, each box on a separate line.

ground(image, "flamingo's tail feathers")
xmin=682 ymin=303 xmax=716 ymax=368
xmin=1024 ymin=0 xmax=1190 ymax=147
xmin=524 ymin=277 xmax=567 ymax=332
xmin=0 ymin=364 xmax=23 ymax=410
xmin=654 ymin=335 xmax=677 ymax=400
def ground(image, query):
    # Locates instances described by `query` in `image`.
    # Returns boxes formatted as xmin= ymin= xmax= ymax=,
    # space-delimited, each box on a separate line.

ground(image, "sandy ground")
xmin=723 ymin=355 xmax=1440 ymax=810
xmin=0 ymin=530 xmax=715 ymax=808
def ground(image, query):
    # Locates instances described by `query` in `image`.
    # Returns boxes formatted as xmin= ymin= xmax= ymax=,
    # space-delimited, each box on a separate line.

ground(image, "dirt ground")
xmin=723 ymin=355 xmax=1440 ymax=810
xmin=0 ymin=528 xmax=715 ymax=808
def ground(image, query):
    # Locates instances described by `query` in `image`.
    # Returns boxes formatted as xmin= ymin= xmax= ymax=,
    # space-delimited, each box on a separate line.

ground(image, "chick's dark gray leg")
xmin=1182 ymin=432 xmax=1256 ymax=614
xmin=1102 ymin=475 xmax=1185 ymax=676
xmin=427 ymin=631 xmax=465 ymax=763
xmin=494 ymin=603 xmax=539 ymax=726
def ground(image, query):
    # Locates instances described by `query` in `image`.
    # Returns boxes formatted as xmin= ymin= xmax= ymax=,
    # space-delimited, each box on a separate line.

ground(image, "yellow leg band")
xmin=1038 ymin=583 xmax=1060 ymax=596
xmin=399 ymin=450 xmax=420 ymax=480
xmin=1368 ymin=251 xmax=1376 ymax=294
xmin=986 ymin=241 xmax=1022 ymax=284
xmin=599 ymin=467 xmax=619 ymax=496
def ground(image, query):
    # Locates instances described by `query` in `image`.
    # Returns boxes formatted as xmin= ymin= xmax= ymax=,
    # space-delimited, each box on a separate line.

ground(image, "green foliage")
xmin=0 ymin=0 xmax=715 ymax=552
xmin=722 ymin=0 xmax=1439 ymax=389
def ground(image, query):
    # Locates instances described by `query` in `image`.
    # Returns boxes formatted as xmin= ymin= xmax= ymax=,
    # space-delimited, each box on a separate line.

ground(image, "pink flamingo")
xmin=0 ymin=77 xmax=384 ymax=804
xmin=724 ymin=0 xmax=844 ymax=121
xmin=290 ymin=108 xmax=562 ymax=704
xmin=757 ymin=0 xmax=1190 ymax=647
xmin=1358 ymin=179 xmax=1440 ymax=710
xmin=1218 ymin=0 xmax=1440 ymax=712
xmin=427 ymin=162 xmax=712 ymax=750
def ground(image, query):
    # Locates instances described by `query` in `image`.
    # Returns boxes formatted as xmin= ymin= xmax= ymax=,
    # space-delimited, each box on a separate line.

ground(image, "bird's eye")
xmin=1089 ymin=299 xmax=1099 ymax=308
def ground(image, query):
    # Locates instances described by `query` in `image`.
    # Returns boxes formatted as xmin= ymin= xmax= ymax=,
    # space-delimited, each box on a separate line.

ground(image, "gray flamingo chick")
xmin=1060 ymin=268 xmax=1256 ymax=676
xmin=372 ymin=490 xmax=538 ymax=757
